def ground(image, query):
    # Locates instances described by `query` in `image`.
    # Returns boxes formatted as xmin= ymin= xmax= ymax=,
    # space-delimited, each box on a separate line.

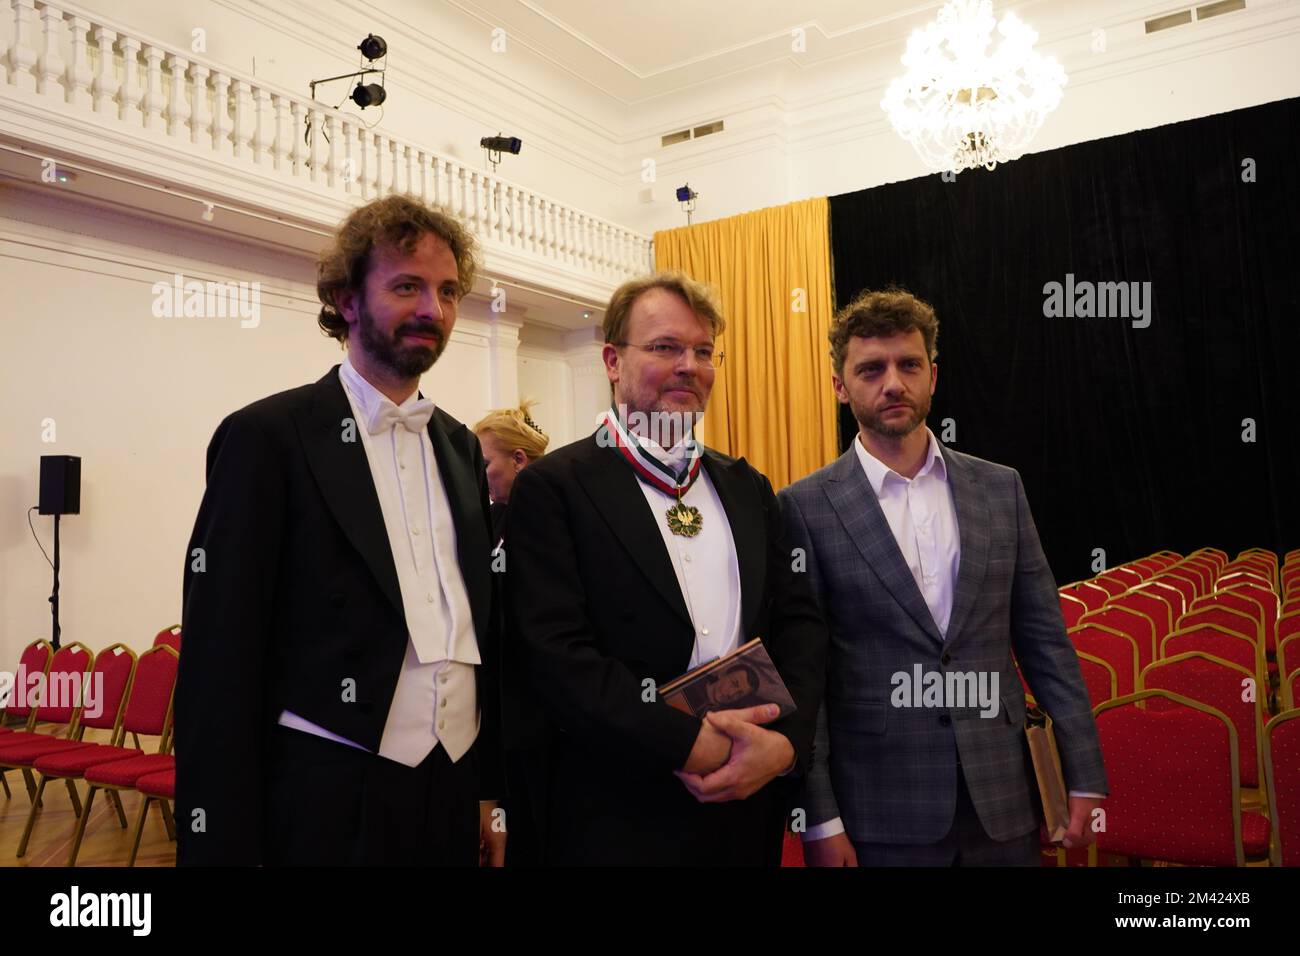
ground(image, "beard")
xmin=355 ymin=299 xmax=446 ymax=379
xmin=853 ymin=392 xmax=931 ymax=439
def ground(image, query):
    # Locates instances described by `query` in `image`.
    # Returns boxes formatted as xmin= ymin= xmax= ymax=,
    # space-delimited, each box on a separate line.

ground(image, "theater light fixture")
xmin=309 ymin=33 xmax=389 ymax=110
xmin=881 ymin=0 xmax=1065 ymax=174
xmin=481 ymin=135 xmax=522 ymax=173
xmin=676 ymin=184 xmax=698 ymax=224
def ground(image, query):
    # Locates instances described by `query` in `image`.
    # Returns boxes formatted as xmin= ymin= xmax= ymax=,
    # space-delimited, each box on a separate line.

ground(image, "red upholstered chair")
xmin=1190 ymin=592 xmax=1266 ymax=649
xmin=1161 ymin=625 xmax=1265 ymax=689
xmin=1266 ymin=710 xmax=1300 ymax=866
xmin=1059 ymin=592 xmax=1088 ymax=629
xmin=1129 ymin=557 xmax=1170 ymax=577
xmin=1280 ymin=623 xmax=1300 ymax=685
xmin=1062 ymin=581 xmax=1108 ymax=612
xmin=1286 ymin=670 xmax=1300 ymax=713
xmin=1219 ymin=569 xmax=1273 ymax=592
xmin=1094 ymin=690 xmax=1269 ymax=865
xmin=1140 ymin=653 xmax=1265 ymax=789
xmin=1222 ymin=582 xmax=1280 ymax=651
xmin=152 ymin=625 xmax=182 ymax=653
xmin=1069 ymin=624 xmax=1139 ymax=698
xmin=1239 ymin=547 xmax=1278 ymax=570
xmin=126 ymin=763 xmax=177 ymax=867
xmin=0 ymin=640 xmax=53 ymax=799
xmin=2 ymin=639 xmax=53 ymax=731
xmin=1090 ymin=575 xmax=1128 ymax=598
xmin=781 ymin=830 xmax=805 ymax=867
xmin=1077 ymin=652 xmax=1117 ymax=710
xmin=1190 ymin=556 xmax=1224 ymax=585
xmin=1281 ymin=565 xmax=1300 ymax=591
xmin=1111 ymin=591 xmax=1174 ymax=645
xmin=1177 ymin=605 xmax=1259 ymax=651
xmin=1081 ymin=606 xmax=1157 ymax=673
xmin=1136 ymin=581 xmax=1185 ymax=628
xmin=0 ymin=642 xmax=95 ymax=804
xmin=1285 ymin=597 xmax=1300 ymax=617
xmin=15 ymin=644 xmax=137 ymax=858
xmin=1107 ymin=566 xmax=1145 ymax=588
xmin=1165 ymin=563 xmax=1208 ymax=598
xmin=1150 ymin=575 xmax=1194 ymax=614
xmin=1192 ymin=548 xmax=1228 ymax=571
xmin=64 ymin=645 xmax=178 ymax=866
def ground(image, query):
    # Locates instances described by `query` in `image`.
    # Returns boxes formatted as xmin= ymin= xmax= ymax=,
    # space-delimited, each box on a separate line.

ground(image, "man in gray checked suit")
xmin=779 ymin=288 xmax=1107 ymax=866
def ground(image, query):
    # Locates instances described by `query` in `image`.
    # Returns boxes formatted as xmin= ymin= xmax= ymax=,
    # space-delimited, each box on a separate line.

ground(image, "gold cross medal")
xmin=666 ymin=493 xmax=703 ymax=537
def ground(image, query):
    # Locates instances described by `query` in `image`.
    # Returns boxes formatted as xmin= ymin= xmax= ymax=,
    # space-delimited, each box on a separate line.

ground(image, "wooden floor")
xmin=0 ymin=725 xmax=175 ymax=868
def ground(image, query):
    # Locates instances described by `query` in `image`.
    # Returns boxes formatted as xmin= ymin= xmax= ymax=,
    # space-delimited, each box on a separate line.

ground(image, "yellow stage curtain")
xmin=654 ymin=197 xmax=837 ymax=490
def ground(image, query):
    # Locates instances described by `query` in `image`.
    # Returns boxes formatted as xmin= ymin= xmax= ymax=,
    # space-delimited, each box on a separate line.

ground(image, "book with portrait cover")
xmin=659 ymin=638 xmax=797 ymax=718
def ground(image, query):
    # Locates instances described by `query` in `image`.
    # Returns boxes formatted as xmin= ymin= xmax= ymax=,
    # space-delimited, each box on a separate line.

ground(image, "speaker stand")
xmin=49 ymin=513 xmax=61 ymax=651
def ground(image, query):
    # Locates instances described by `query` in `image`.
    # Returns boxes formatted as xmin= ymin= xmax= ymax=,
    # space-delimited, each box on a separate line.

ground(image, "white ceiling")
xmin=447 ymin=0 xmax=987 ymax=101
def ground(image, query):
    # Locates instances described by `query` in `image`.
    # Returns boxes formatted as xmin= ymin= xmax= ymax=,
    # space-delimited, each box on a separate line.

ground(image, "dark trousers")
xmin=264 ymin=725 xmax=480 ymax=866
xmin=852 ymin=764 xmax=1039 ymax=867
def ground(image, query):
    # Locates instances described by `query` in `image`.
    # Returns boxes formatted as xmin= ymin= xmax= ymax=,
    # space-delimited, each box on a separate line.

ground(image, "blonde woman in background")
xmin=473 ymin=400 xmax=549 ymax=865
xmin=474 ymin=399 xmax=550 ymax=548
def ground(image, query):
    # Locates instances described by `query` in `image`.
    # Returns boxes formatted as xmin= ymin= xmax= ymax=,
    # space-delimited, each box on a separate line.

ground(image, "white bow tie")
xmin=368 ymin=399 xmax=435 ymax=435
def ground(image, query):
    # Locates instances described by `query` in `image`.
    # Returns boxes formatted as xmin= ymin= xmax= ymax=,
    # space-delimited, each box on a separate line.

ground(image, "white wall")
xmin=0 ymin=186 xmax=583 ymax=667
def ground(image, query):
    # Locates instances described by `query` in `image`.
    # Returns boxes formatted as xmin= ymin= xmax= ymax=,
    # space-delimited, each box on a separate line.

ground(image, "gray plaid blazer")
xmin=778 ymin=444 xmax=1108 ymax=844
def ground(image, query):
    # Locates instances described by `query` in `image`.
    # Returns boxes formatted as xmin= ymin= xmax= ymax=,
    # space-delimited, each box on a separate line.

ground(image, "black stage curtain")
xmin=829 ymin=97 xmax=1299 ymax=585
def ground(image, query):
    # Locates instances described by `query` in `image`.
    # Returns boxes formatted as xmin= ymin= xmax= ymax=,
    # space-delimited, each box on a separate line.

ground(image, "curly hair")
xmin=828 ymin=287 xmax=939 ymax=376
xmin=316 ymin=194 xmax=480 ymax=343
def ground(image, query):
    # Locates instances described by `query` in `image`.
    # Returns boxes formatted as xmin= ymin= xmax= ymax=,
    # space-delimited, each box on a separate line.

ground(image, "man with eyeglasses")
xmin=504 ymin=271 xmax=827 ymax=865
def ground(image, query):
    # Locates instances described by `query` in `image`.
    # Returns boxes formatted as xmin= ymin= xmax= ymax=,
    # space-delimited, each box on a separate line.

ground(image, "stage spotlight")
xmin=358 ymin=34 xmax=387 ymax=60
xmin=676 ymin=184 xmax=698 ymax=224
xmin=352 ymin=83 xmax=387 ymax=108
xmin=481 ymin=135 xmax=522 ymax=172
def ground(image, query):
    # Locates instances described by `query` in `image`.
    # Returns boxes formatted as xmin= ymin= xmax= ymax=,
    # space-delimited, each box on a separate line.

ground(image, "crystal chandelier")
xmin=881 ymin=0 xmax=1066 ymax=174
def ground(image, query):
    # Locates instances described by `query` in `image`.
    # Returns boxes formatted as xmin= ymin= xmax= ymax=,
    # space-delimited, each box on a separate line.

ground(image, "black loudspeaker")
xmin=39 ymin=455 xmax=81 ymax=515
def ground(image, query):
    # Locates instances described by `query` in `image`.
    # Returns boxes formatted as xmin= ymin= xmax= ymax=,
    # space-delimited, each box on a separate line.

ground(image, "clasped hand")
xmin=674 ymin=704 xmax=795 ymax=803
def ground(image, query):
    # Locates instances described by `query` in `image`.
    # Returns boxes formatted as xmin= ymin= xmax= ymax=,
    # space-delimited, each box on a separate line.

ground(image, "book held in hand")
xmin=659 ymin=638 xmax=797 ymax=719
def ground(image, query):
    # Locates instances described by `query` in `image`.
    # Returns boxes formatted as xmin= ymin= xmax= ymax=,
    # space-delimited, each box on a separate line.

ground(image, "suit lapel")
xmin=574 ymin=436 xmax=693 ymax=627
xmin=298 ymin=366 xmax=404 ymax=620
xmin=941 ymin=447 xmax=989 ymax=646
xmin=425 ymin=406 xmax=492 ymax=645
xmin=700 ymin=450 xmax=764 ymax=638
xmin=823 ymin=447 xmax=945 ymax=646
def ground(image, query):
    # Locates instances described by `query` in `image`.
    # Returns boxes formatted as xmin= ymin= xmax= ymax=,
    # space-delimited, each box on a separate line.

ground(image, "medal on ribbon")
xmin=602 ymin=408 xmax=704 ymax=537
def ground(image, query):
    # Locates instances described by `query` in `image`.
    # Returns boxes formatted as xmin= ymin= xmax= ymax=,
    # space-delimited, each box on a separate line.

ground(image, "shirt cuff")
xmin=802 ymin=817 xmax=845 ymax=842
xmin=1068 ymin=791 xmax=1106 ymax=799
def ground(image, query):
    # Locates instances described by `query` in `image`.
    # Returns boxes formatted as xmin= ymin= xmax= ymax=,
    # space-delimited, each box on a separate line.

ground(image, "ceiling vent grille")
xmin=1145 ymin=0 xmax=1246 ymax=33
xmin=660 ymin=120 xmax=725 ymax=147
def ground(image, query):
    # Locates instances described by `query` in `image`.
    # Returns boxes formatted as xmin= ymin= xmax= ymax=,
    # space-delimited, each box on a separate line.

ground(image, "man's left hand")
xmin=479 ymin=800 xmax=507 ymax=867
xmin=1062 ymin=796 xmax=1104 ymax=849
xmin=673 ymin=709 xmax=796 ymax=803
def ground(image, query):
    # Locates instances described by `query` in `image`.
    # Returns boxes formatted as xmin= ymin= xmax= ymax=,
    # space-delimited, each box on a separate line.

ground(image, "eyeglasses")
xmin=619 ymin=341 xmax=725 ymax=369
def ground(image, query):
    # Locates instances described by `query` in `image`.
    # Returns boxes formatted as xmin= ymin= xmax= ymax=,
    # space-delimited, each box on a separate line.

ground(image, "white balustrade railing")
xmin=1 ymin=0 xmax=653 ymax=283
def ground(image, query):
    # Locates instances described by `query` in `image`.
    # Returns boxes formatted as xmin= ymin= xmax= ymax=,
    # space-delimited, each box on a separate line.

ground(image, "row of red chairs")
xmin=1037 ymin=549 xmax=1299 ymax=866
xmin=0 ymin=625 xmax=180 ymax=865
xmin=1094 ymin=689 xmax=1298 ymax=866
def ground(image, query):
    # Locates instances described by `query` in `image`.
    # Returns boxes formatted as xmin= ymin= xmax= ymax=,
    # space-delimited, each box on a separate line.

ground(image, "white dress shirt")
xmin=632 ymin=435 xmax=742 ymax=670
xmin=854 ymin=428 xmax=961 ymax=638
xmin=277 ymin=353 xmax=479 ymax=767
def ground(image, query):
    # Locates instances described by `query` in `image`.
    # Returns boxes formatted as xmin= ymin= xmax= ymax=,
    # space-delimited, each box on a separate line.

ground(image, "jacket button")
xmin=939 ymin=714 xmax=951 ymax=727
xmin=941 ymin=652 xmax=952 ymax=665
